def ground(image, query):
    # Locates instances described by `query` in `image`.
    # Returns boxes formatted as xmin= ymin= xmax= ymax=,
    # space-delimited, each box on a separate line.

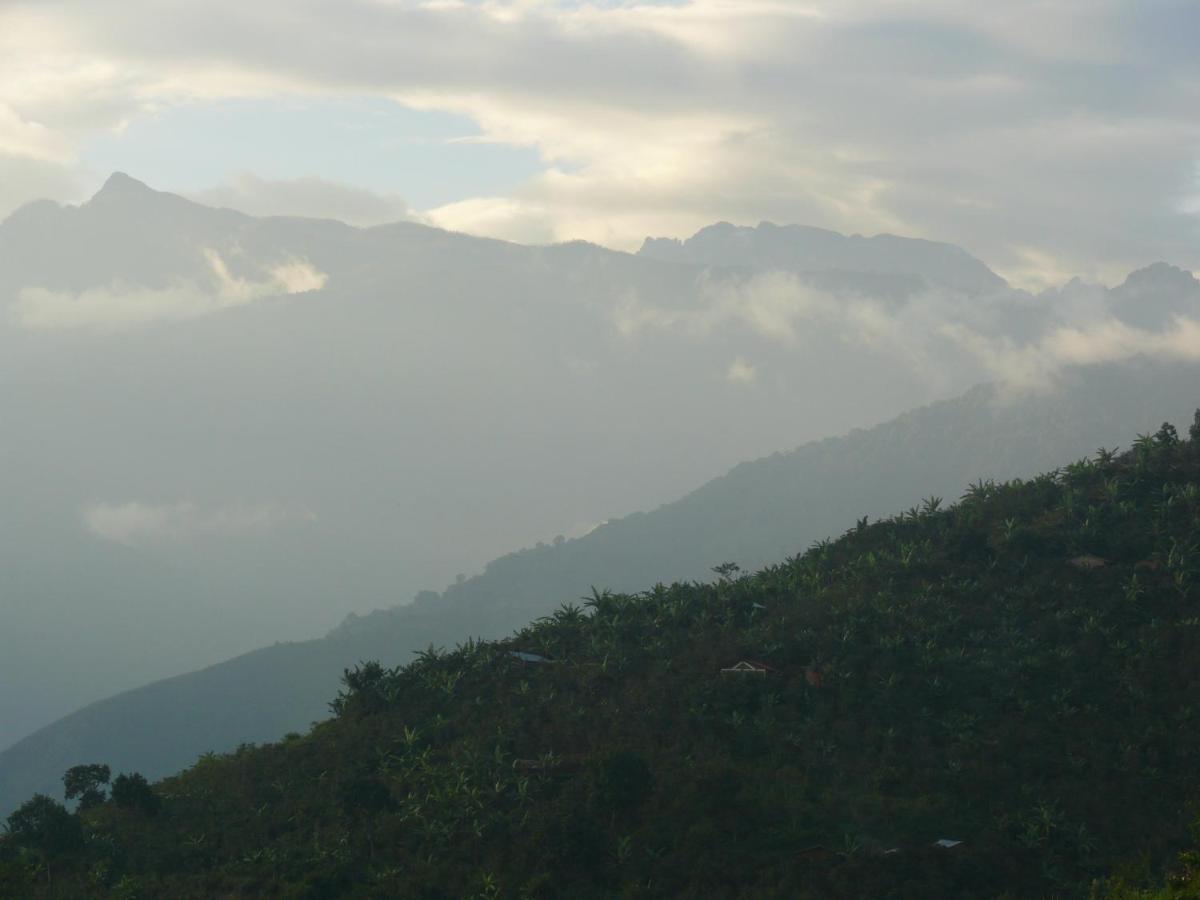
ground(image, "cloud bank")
xmin=188 ymin=173 xmax=414 ymax=227
xmin=82 ymin=500 xmax=317 ymax=546
xmin=612 ymin=266 xmax=1200 ymax=394
xmin=945 ymin=317 xmax=1200 ymax=393
xmin=12 ymin=249 xmax=327 ymax=331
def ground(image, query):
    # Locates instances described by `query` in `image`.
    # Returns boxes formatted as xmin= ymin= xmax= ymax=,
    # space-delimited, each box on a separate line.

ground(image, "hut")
xmin=720 ymin=660 xmax=774 ymax=675
xmin=509 ymin=651 xmax=559 ymax=665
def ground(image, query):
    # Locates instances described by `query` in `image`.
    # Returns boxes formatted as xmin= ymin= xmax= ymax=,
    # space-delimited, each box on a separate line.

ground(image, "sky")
xmin=1 ymin=0 xmax=1198 ymax=289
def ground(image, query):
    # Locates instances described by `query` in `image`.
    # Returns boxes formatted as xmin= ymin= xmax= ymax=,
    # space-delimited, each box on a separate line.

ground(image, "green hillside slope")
xmin=7 ymin=418 xmax=1200 ymax=897
xmin=3 ymin=361 xmax=1199 ymax=820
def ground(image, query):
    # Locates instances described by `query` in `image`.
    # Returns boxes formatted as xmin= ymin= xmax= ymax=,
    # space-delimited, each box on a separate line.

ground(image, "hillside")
xmin=3 ymin=360 xmax=1199 ymax=818
xmin=6 ymin=418 xmax=1200 ymax=897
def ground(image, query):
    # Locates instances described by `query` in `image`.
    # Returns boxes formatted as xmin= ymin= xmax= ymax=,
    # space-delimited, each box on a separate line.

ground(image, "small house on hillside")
xmin=721 ymin=660 xmax=774 ymax=675
xmin=932 ymin=839 xmax=963 ymax=849
xmin=509 ymin=651 xmax=559 ymax=665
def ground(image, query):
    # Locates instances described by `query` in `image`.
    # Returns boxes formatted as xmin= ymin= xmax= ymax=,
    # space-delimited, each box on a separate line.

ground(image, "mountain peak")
xmin=96 ymin=171 xmax=155 ymax=198
xmin=85 ymin=173 xmax=170 ymax=213
xmin=1119 ymin=261 xmax=1198 ymax=292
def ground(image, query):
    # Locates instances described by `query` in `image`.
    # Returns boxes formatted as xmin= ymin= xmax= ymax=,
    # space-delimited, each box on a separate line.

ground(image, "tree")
xmin=1156 ymin=421 xmax=1180 ymax=447
xmin=111 ymin=773 xmax=160 ymax=816
xmin=63 ymin=763 xmax=110 ymax=811
xmin=4 ymin=794 xmax=81 ymax=854
xmin=711 ymin=562 xmax=741 ymax=582
xmin=330 ymin=660 xmax=391 ymax=716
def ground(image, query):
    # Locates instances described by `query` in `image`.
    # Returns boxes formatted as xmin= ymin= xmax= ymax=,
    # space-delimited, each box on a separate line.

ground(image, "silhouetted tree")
xmin=330 ymin=660 xmax=390 ymax=716
xmin=1156 ymin=421 xmax=1180 ymax=447
xmin=4 ymin=794 xmax=81 ymax=854
xmin=111 ymin=773 xmax=160 ymax=816
xmin=63 ymin=763 xmax=110 ymax=811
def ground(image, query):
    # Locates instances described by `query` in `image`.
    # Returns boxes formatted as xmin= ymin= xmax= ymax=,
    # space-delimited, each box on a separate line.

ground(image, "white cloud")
xmin=12 ymin=249 xmax=328 ymax=331
xmin=943 ymin=317 xmax=1200 ymax=393
xmin=0 ymin=102 xmax=74 ymax=161
xmin=0 ymin=153 xmax=86 ymax=219
xmin=614 ymin=271 xmax=867 ymax=343
xmin=613 ymin=263 xmax=1200 ymax=394
xmin=188 ymin=172 xmax=414 ymax=226
xmin=82 ymin=500 xmax=317 ymax=546
xmin=427 ymin=195 xmax=557 ymax=245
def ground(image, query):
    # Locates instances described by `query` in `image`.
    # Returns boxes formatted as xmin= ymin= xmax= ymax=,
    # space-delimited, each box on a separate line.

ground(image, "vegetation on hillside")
xmin=7 ymin=418 xmax=1200 ymax=897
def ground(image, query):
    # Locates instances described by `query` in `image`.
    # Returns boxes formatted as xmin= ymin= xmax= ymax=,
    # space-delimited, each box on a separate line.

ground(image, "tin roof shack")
xmin=508 ymin=651 xmax=561 ymax=666
xmin=720 ymin=660 xmax=775 ymax=675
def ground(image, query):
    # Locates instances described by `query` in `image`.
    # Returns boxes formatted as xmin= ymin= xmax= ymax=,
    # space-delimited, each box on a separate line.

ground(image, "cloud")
xmin=187 ymin=172 xmax=414 ymax=226
xmin=613 ymin=271 xmax=883 ymax=344
xmin=11 ymin=249 xmax=328 ymax=331
xmin=726 ymin=358 xmax=758 ymax=385
xmin=613 ymin=263 xmax=1200 ymax=394
xmin=426 ymin=195 xmax=557 ymax=245
xmin=0 ymin=152 xmax=86 ymax=220
xmin=943 ymin=317 xmax=1200 ymax=393
xmin=82 ymin=500 xmax=317 ymax=546
xmin=0 ymin=102 xmax=74 ymax=161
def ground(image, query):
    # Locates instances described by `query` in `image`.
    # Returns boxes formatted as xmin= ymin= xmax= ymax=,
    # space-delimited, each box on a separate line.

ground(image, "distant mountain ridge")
xmin=638 ymin=220 xmax=1008 ymax=294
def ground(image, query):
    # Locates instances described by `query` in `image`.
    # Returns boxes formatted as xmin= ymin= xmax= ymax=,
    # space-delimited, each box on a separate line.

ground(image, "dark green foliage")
xmin=593 ymin=750 xmax=654 ymax=816
xmin=110 ymin=773 xmax=159 ymax=816
xmin=14 ymin=421 xmax=1200 ymax=895
xmin=1096 ymin=816 xmax=1200 ymax=897
xmin=62 ymin=763 xmax=110 ymax=811
xmin=4 ymin=794 xmax=81 ymax=854
xmin=329 ymin=660 xmax=390 ymax=717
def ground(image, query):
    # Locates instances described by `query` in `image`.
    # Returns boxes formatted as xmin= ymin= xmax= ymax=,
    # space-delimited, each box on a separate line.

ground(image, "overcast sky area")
xmin=1 ymin=0 xmax=1198 ymax=290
